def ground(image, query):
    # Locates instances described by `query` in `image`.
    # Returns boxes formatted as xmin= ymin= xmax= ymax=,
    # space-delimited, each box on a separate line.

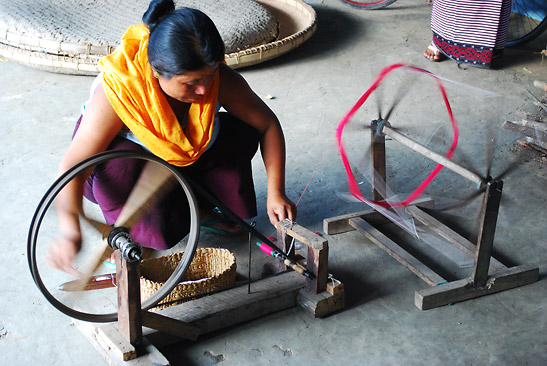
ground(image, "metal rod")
xmin=186 ymin=177 xmax=313 ymax=278
xmin=382 ymin=125 xmax=483 ymax=185
xmin=248 ymin=225 xmax=254 ymax=294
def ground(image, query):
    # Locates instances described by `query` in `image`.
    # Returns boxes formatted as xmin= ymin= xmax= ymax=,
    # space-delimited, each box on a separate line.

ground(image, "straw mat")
xmin=0 ymin=0 xmax=316 ymax=75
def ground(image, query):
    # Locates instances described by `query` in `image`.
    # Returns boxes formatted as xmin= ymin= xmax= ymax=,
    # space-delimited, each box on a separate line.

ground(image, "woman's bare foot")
xmin=424 ymin=44 xmax=445 ymax=62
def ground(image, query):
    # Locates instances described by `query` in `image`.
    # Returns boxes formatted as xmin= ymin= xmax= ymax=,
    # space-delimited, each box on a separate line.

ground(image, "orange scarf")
xmin=99 ymin=24 xmax=220 ymax=166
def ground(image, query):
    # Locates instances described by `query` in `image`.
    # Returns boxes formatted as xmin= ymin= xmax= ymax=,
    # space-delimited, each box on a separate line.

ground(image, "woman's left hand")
xmin=267 ymin=191 xmax=297 ymax=226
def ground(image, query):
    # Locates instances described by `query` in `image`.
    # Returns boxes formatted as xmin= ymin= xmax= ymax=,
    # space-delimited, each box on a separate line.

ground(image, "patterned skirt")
xmin=431 ymin=0 xmax=512 ymax=68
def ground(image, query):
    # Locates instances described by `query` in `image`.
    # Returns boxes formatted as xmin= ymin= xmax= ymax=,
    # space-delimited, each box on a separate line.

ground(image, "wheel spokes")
xmin=71 ymin=239 xmax=114 ymax=291
xmin=115 ymin=161 xmax=177 ymax=229
xmin=29 ymin=150 xmax=201 ymax=323
xmin=81 ymin=215 xmax=113 ymax=238
xmin=75 ymin=161 xmax=176 ymax=291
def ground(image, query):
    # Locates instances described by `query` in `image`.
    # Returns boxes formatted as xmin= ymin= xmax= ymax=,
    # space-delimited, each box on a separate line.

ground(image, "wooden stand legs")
xmin=472 ymin=180 xmax=502 ymax=286
xmin=76 ymin=221 xmax=344 ymax=365
xmin=274 ymin=220 xmax=344 ymax=317
xmin=324 ymin=121 xmax=538 ymax=310
xmin=116 ymin=251 xmax=143 ymax=349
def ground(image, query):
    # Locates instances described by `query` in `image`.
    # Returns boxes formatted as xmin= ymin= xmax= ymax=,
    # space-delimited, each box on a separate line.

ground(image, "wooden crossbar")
xmin=325 ymin=202 xmax=539 ymax=310
xmin=349 ymin=217 xmax=446 ymax=286
xmin=405 ymin=206 xmax=506 ymax=273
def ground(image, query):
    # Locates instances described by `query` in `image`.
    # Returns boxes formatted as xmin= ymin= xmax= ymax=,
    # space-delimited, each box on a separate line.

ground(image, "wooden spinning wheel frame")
xmin=27 ymin=150 xmax=201 ymax=323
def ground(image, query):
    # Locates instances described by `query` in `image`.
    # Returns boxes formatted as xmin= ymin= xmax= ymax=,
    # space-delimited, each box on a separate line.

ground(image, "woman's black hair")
xmin=142 ymin=0 xmax=225 ymax=77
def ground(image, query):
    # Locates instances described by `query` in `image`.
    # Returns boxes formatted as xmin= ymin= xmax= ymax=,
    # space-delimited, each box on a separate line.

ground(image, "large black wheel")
xmin=507 ymin=0 xmax=547 ymax=47
xmin=27 ymin=150 xmax=200 ymax=323
xmin=339 ymin=0 xmax=398 ymax=10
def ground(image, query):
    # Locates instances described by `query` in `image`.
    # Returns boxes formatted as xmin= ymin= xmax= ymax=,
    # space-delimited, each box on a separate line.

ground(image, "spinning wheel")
xmin=28 ymin=150 xmax=343 ymax=363
xmin=27 ymin=150 xmax=200 ymax=323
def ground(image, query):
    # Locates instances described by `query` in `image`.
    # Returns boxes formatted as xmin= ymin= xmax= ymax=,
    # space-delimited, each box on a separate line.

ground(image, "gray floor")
xmin=1 ymin=0 xmax=546 ymax=365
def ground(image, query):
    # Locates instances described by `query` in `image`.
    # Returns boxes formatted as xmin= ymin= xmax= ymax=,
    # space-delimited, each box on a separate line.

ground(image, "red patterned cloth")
xmin=430 ymin=0 xmax=511 ymax=68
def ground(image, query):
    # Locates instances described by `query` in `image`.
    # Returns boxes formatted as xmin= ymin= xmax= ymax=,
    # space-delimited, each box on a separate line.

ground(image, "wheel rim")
xmin=507 ymin=0 xmax=547 ymax=47
xmin=27 ymin=150 xmax=200 ymax=323
xmin=339 ymin=0 xmax=397 ymax=10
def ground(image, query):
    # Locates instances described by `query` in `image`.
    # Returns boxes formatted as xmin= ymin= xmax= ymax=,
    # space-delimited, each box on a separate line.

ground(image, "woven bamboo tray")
xmin=140 ymin=248 xmax=236 ymax=310
xmin=226 ymin=0 xmax=317 ymax=69
xmin=0 ymin=0 xmax=316 ymax=75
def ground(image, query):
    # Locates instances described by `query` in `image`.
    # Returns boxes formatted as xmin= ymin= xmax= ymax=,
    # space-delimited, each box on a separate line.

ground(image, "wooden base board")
xmin=73 ymin=270 xmax=345 ymax=365
xmin=323 ymin=197 xmax=435 ymax=235
xmin=72 ymin=319 xmax=170 ymax=366
xmin=324 ymin=199 xmax=539 ymax=310
xmin=513 ymin=139 xmax=547 ymax=165
xmin=415 ymin=264 xmax=539 ymax=310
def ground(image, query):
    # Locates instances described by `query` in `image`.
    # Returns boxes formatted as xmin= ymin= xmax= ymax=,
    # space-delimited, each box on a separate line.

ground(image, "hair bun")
xmin=142 ymin=0 xmax=175 ymax=29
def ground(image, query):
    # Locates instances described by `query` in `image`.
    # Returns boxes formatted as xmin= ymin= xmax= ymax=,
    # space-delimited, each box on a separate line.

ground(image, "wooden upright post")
xmin=275 ymin=221 xmax=328 ymax=294
xmin=472 ymin=180 xmax=503 ymax=286
xmin=274 ymin=223 xmax=296 ymax=273
xmin=306 ymin=242 xmax=329 ymax=294
xmin=371 ymin=120 xmax=387 ymax=201
xmin=116 ymin=251 xmax=143 ymax=349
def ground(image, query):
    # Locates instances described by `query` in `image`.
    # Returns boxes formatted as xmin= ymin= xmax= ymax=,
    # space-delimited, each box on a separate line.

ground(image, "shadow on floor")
xmin=244 ymin=5 xmax=365 ymax=70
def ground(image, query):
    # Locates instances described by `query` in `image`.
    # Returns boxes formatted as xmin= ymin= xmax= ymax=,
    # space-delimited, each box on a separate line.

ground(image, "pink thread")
xmin=336 ymin=63 xmax=458 ymax=208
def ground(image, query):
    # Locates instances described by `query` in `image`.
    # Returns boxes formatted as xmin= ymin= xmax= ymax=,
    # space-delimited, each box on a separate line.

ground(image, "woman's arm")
xmin=218 ymin=64 xmax=296 ymax=226
xmin=48 ymin=85 xmax=124 ymax=274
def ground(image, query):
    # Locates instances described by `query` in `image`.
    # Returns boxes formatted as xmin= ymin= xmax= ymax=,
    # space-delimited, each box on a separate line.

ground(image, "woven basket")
xmin=140 ymin=248 xmax=236 ymax=310
xmin=227 ymin=0 xmax=317 ymax=69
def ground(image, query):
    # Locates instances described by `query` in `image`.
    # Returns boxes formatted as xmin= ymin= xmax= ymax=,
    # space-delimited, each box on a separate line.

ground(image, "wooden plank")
xmin=141 ymin=310 xmax=199 ymax=341
xmin=323 ymin=196 xmax=435 ymax=235
xmin=72 ymin=319 xmax=170 ymax=366
xmin=472 ymin=181 xmax=503 ymax=286
xmin=145 ymin=271 xmax=306 ymax=337
xmin=116 ymin=254 xmax=142 ymax=349
xmin=297 ymin=288 xmax=329 ymax=318
xmin=517 ymin=140 xmax=547 ymax=154
xmin=415 ymin=264 xmax=539 ymax=310
xmin=514 ymin=140 xmax=547 ymax=165
xmin=383 ymin=126 xmax=483 ymax=185
xmin=273 ymin=223 xmax=294 ymax=273
xmin=327 ymin=291 xmax=345 ymax=315
xmin=371 ymin=120 xmax=387 ymax=201
xmin=326 ymin=276 xmax=344 ymax=295
xmin=96 ymin=324 xmax=137 ymax=362
xmin=349 ymin=217 xmax=446 ymax=286
xmin=307 ymin=245 xmax=329 ymax=293
xmin=323 ymin=208 xmax=380 ymax=235
xmin=405 ymin=206 xmax=506 ymax=272
xmin=502 ymin=120 xmax=547 ymax=142
xmin=276 ymin=221 xmax=327 ymax=250
xmin=297 ymin=286 xmax=345 ymax=318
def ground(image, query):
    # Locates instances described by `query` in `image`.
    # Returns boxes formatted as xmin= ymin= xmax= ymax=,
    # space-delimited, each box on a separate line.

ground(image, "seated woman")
xmin=424 ymin=0 xmax=512 ymax=68
xmin=48 ymin=0 xmax=296 ymax=274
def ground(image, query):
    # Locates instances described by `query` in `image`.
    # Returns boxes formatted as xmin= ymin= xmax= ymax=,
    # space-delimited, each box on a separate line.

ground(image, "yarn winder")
xmin=325 ymin=115 xmax=539 ymax=310
xmin=28 ymin=150 xmax=344 ymax=365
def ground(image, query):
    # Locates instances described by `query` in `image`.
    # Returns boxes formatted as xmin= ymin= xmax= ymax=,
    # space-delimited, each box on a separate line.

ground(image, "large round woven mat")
xmin=0 ymin=0 xmax=316 ymax=75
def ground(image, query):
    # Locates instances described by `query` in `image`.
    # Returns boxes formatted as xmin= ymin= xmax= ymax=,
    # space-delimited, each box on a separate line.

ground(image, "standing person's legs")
xmin=493 ymin=0 xmax=512 ymax=55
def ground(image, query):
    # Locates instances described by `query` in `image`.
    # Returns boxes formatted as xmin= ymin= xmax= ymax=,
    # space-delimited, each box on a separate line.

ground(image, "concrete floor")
xmin=1 ymin=0 xmax=546 ymax=365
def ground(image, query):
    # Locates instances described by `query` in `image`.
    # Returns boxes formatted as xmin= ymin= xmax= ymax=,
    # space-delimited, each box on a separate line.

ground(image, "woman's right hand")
xmin=46 ymin=235 xmax=82 ymax=276
xmin=48 ymin=85 xmax=123 ymax=276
